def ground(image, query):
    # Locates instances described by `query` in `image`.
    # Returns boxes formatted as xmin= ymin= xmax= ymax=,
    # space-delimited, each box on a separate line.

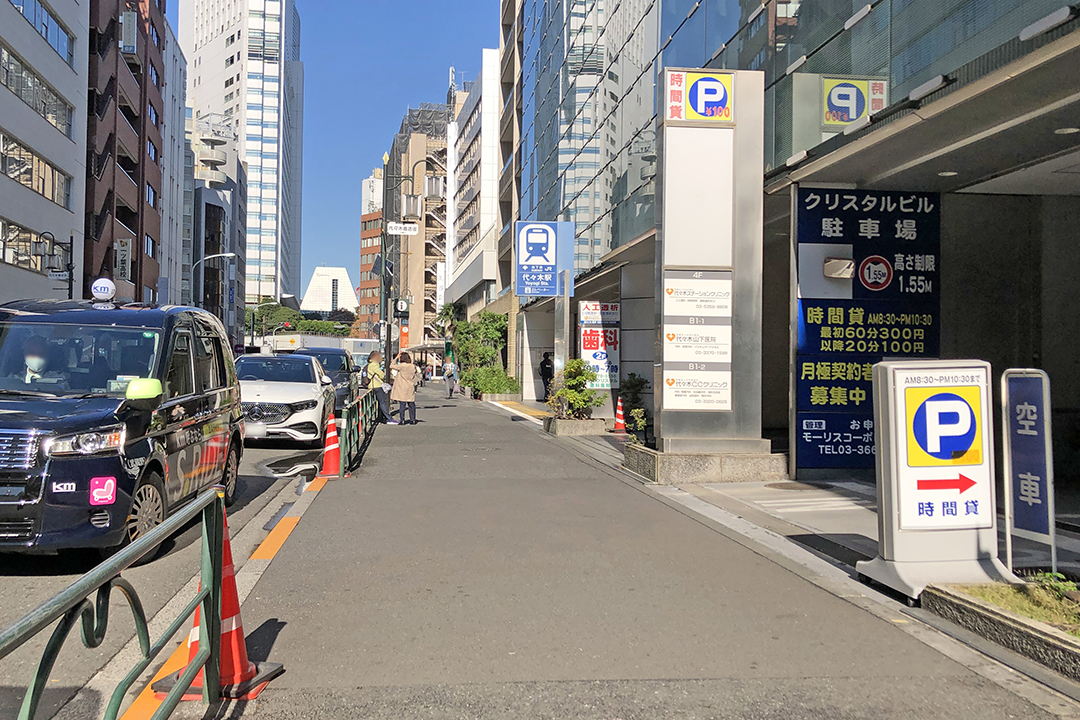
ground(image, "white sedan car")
xmin=236 ymin=354 xmax=335 ymax=446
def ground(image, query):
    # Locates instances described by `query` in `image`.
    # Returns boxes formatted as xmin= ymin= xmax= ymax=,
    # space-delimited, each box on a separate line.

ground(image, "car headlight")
xmin=45 ymin=426 xmax=125 ymax=456
xmin=290 ymin=399 xmax=318 ymax=412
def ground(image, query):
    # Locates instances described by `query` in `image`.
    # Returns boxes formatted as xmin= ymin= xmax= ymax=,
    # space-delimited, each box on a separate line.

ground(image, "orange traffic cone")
xmin=614 ymin=397 xmax=626 ymax=432
xmin=318 ymin=413 xmax=340 ymax=477
xmin=152 ymin=514 xmax=284 ymax=701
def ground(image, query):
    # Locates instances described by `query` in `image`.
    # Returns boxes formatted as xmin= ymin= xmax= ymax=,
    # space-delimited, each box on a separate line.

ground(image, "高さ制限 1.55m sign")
xmin=665 ymin=70 xmax=735 ymax=123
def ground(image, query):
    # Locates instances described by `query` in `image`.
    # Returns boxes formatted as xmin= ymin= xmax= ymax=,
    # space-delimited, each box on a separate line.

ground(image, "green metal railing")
xmin=338 ymin=388 xmax=380 ymax=477
xmin=0 ymin=488 xmax=227 ymax=720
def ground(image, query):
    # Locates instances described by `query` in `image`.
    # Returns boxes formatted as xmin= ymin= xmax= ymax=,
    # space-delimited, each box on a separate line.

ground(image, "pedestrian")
xmin=443 ymin=357 xmax=458 ymax=399
xmin=390 ymin=351 xmax=418 ymax=425
xmin=366 ymin=351 xmax=397 ymax=425
xmin=539 ymin=351 xmax=555 ymax=400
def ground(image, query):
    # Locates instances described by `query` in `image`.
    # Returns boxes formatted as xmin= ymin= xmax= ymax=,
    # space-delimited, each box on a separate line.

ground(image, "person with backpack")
xmin=443 ymin=357 xmax=458 ymax=399
xmin=365 ymin=350 xmax=397 ymax=425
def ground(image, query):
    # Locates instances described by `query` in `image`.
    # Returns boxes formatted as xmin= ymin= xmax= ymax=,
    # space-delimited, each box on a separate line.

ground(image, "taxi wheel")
xmin=223 ymin=444 xmax=240 ymax=507
xmin=127 ymin=472 xmax=167 ymax=543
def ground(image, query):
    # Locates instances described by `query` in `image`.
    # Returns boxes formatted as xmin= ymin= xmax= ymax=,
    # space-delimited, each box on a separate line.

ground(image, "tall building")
xmin=300 ymin=266 xmax=357 ymax=317
xmin=361 ymin=168 xmax=382 ymax=215
xmin=0 ymin=0 xmax=88 ymax=301
xmin=357 ymin=209 xmax=381 ymax=337
xmin=158 ymin=20 xmax=187 ymax=305
xmin=446 ymin=49 xmax=500 ymax=319
xmin=183 ymin=110 xmax=246 ymax=345
xmin=178 ymin=0 xmax=304 ymax=303
xmin=84 ymin=0 xmax=173 ymax=303
xmin=383 ymin=103 xmax=457 ymax=349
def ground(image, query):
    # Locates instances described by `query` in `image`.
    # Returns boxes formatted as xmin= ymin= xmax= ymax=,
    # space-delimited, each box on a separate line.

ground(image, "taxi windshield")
xmin=0 ymin=322 xmax=161 ymax=397
xmin=235 ymin=357 xmax=316 ymax=384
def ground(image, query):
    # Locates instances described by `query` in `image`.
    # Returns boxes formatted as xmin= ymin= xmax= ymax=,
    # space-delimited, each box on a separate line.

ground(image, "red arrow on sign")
xmin=917 ymin=474 xmax=977 ymax=494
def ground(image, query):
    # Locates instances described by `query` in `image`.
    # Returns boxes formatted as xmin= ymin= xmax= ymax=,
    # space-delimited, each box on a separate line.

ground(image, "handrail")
xmin=0 ymin=487 xmax=227 ymax=720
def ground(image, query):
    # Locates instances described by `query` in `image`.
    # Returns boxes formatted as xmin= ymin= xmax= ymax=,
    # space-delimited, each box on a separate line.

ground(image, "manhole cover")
xmin=765 ymin=481 xmax=834 ymax=491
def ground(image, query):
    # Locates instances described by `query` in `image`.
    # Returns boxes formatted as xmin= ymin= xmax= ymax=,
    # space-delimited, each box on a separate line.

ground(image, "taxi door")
xmin=192 ymin=322 xmax=230 ymax=490
xmin=159 ymin=325 xmax=205 ymax=505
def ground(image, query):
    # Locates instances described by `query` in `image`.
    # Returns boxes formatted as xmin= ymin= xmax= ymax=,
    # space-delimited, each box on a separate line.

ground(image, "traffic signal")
xmin=283 ymin=322 xmax=291 ymax=329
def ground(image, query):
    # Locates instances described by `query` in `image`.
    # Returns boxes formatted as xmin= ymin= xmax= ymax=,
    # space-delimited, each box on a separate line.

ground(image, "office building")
xmin=505 ymin=0 xmax=1080 ymax=483
xmin=300 ymin=266 xmax=357 ymax=316
xmin=84 ymin=0 xmax=175 ymax=303
xmin=158 ymin=20 xmax=187 ymax=305
xmin=358 ymin=209 xmax=382 ymax=337
xmin=178 ymin=0 xmax=304 ymax=303
xmin=183 ymin=110 xmax=246 ymax=345
xmin=0 ymin=0 xmax=88 ymax=300
xmin=361 ymin=168 xmax=382 ymax=214
xmin=446 ymin=49 xmax=500 ymax=320
xmin=383 ymin=103 xmax=456 ymax=350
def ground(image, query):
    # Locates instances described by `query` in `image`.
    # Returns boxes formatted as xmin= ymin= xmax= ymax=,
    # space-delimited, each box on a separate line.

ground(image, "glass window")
xmin=0 ymin=42 xmax=73 ymax=136
xmin=235 ymin=356 xmax=315 ymax=384
xmin=194 ymin=336 xmax=223 ymax=392
xmin=0 ymin=130 xmax=71 ymax=207
xmin=147 ymin=103 xmax=159 ymax=127
xmin=7 ymin=0 xmax=75 ymax=66
xmin=145 ymin=184 xmax=157 ymax=208
xmin=164 ymin=332 xmax=194 ymax=398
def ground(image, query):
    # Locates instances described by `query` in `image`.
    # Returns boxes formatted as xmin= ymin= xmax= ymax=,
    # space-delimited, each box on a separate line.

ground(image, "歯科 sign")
xmin=855 ymin=359 xmax=1017 ymax=601
xmin=579 ymin=302 xmax=619 ymax=390
xmin=662 ymin=270 xmax=732 ymax=411
xmin=794 ymin=188 xmax=940 ymax=472
xmin=1002 ymin=369 xmax=1056 ymax=571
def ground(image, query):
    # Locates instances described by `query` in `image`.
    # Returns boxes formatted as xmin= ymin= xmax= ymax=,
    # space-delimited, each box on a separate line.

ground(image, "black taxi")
xmin=0 ymin=299 xmax=244 ymax=555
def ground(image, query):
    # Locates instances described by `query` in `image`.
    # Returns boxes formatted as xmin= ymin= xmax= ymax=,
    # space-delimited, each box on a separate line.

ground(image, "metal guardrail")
xmin=338 ymin=388 xmax=380 ymax=477
xmin=0 ymin=488 xmax=228 ymax=720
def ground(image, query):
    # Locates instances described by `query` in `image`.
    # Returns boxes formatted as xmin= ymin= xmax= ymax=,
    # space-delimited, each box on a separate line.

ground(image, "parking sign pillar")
xmin=654 ymin=69 xmax=769 ymax=454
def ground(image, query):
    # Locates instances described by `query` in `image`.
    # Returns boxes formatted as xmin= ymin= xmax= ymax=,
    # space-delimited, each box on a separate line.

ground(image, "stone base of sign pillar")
xmin=623 ymin=444 xmax=788 ymax=485
xmin=855 ymin=556 xmax=1022 ymax=604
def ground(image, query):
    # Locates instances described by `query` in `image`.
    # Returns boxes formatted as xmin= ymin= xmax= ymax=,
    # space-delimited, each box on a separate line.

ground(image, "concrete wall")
xmin=621 ymin=261 xmax=655 ymax=413
xmin=520 ymin=307 xmax=554 ymax=402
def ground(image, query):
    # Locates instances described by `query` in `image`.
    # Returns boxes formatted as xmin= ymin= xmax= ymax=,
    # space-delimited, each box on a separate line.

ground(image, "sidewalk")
xmin=207 ymin=387 xmax=1065 ymax=718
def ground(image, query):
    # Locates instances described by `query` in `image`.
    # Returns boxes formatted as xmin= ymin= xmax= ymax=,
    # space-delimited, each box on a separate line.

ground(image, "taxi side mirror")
xmin=124 ymin=378 xmax=163 ymax=411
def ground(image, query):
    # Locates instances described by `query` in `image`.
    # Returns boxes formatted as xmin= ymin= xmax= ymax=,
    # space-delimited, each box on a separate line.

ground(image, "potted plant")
xmin=544 ymin=359 xmax=606 ymax=436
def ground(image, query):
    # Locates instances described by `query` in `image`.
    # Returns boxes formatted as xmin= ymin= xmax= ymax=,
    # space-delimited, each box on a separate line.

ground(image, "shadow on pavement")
xmin=244 ymin=618 xmax=287 ymax=663
xmin=0 ymin=685 xmax=98 ymax=720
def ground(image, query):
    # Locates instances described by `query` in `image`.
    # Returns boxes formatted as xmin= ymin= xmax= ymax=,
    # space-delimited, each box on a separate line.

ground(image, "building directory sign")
xmin=579 ymin=302 xmax=619 ymax=390
xmin=1002 ymin=369 xmax=1056 ymax=569
xmin=794 ymin=188 xmax=940 ymax=470
xmin=662 ymin=270 xmax=732 ymax=410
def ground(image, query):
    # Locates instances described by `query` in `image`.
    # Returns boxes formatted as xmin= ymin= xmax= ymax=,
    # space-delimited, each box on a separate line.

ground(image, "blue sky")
xmin=168 ymin=0 xmax=498 ymax=294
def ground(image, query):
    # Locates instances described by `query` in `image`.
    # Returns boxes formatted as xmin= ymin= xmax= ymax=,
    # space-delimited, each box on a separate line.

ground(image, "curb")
xmin=922 ymin=584 xmax=1080 ymax=683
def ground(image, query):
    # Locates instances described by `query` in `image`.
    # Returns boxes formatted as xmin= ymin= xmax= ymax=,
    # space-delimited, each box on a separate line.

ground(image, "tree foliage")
xmin=453 ymin=311 xmax=507 ymax=372
xmin=327 ymin=308 xmax=357 ymax=324
xmin=546 ymin=359 xmax=604 ymax=419
xmin=435 ymin=302 xmax=462 ymax=337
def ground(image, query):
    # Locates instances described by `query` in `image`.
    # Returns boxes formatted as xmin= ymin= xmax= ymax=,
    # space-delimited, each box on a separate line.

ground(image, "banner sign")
xmin=579 ymin=301 xmax=619 ymax=389
xmin=794 ymin=188 xmax=940 ymax=471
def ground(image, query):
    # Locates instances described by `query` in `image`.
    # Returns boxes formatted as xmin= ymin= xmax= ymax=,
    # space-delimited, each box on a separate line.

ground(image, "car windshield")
xmin=0 ymin=322 xmax=161 ymax=397
xmin=300 ymin=352 xmax=347 ymax=372
xmin=236 ymin=357 xmax=315 ymax=384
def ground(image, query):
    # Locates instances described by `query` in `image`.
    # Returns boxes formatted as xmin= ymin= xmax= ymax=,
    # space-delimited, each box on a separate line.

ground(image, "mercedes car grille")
xmin=242 ymin=403 xmax=292 ymax=425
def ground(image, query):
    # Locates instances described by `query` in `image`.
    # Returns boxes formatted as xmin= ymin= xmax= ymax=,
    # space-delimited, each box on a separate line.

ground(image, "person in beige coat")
xmin=389 ymin=351 xmax=418 ymax=425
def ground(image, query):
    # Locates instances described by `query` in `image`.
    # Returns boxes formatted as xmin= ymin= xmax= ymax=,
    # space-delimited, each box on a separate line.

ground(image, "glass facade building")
xmin=516 ymin=0 xmax=1073 ymax=271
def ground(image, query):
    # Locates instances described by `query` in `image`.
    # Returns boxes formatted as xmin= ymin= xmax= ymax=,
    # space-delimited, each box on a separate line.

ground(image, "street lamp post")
xmin=36 ymin=231 xmax=74 ymax=300
xmin=191 ymin=252 xmax=237 ymax=311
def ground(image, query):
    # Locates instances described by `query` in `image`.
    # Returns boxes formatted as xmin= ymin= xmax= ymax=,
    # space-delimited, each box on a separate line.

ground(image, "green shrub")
xmin=546 ymin=359 xmax=604 ymax=419
xmin=462 ymin=365 xmax=521 ymax=395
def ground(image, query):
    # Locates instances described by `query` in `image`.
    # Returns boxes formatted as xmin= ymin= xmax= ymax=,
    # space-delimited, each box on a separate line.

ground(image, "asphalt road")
xmin=0 ymin=442 xmax=319 ymax=720
xmin=223 ymin=387 xmax=1069 ymax=720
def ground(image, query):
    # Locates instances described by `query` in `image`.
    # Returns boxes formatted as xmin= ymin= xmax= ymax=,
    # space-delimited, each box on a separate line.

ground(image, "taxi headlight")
xmin=290 ymin=399 xmax=318 ymax=412
xmin=45 ymin=426 xmax=125 ymax=456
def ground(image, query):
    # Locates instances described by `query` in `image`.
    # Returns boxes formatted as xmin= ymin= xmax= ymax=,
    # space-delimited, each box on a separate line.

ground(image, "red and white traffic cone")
xmin=614 ymin=397 xmax=626 ymax=432
xmin=317 ymin=413 xmax=340 ymax=477
xmin=153 ymin=514 xmax=283 ymax=700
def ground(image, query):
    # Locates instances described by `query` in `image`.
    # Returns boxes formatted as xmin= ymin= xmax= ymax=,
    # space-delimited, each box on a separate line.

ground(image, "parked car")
xmin=0 ymin=300 xmax=243 ymax=556
xmin=289 ymin=347 xmax=359 ymax=410
xmin=236 ymin=354 xmax=334 ymax=447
